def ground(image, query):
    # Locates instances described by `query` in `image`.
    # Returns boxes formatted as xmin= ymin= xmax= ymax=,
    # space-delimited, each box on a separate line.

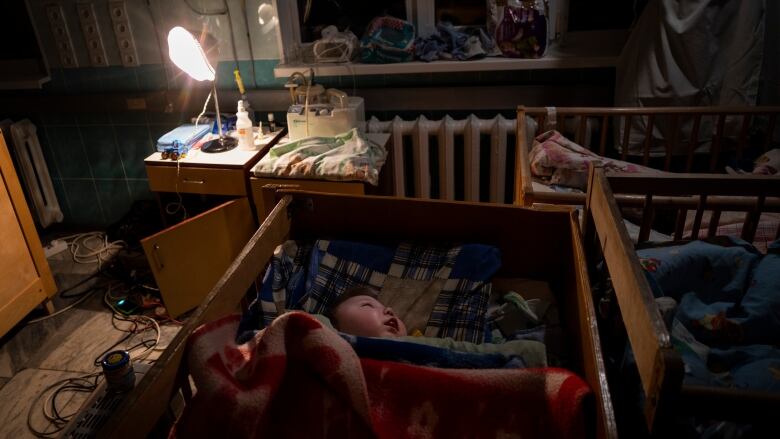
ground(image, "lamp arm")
xmin=212 ymin=82 xmax=224 ymax=138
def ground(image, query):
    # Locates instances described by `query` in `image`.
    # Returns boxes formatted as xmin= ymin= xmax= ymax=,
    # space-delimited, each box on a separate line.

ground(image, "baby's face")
xmin=332 ymin=295 xmax=407 ymax=337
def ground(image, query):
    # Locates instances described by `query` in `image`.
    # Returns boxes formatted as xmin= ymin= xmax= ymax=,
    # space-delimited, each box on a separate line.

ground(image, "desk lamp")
xmin=167 ymin=26 xmax=237 ymax=153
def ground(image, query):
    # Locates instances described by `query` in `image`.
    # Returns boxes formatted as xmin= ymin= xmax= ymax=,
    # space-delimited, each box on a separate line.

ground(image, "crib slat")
xmin=665 ymin=115 xmax=680 ymax=171
xmin=622 ymin=115 xmax=631 ymax=161
xmin=412 ymin=116 xmax=431 ymax=199
xmin=707 ymin=210 xmax=722 ymax=238
xmin=599 ymin=115 xmax=609 ymax=156
xmin=686 ymin=114 xmax=702 ymax=172
xmin=765 ymin=113 xmax=777 ymax=152
xmin=674 ymin=209 xmax=687 ymax=240
xmin=737 ymin=114 xmax=751 ymax=160
xmin=643 ymin=114 xmax=655 ymax=166
xmin=741 ymin=195 xmax=766 ymax=242
xmin=638 ymin=193 xmax=655 ymax=243
xmin=577 ymin=116 xmax=587 ymax=147
xmin=709 ymin=114 xmax=726 ymax=172
xmin=691 ymin=194 xmax=708 ymax=239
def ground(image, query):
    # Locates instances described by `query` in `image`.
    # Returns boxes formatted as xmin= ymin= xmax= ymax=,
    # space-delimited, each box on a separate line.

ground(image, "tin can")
xmin=101 ymin=350 xmax=135 ymax=392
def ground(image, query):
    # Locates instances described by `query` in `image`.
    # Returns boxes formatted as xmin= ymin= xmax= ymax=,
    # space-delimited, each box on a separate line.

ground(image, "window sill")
xmin=274 ymin=30 xmax=628 ymax=78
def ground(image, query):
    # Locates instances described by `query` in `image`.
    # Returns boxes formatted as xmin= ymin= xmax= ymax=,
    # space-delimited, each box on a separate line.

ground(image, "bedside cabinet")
xmin=140 ymin=130 xmax=285 ymax=318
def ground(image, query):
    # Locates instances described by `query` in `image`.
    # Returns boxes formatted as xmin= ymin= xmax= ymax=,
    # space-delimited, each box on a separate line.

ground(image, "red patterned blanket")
xmin=171 ymin=312 xmax=591 ymax=438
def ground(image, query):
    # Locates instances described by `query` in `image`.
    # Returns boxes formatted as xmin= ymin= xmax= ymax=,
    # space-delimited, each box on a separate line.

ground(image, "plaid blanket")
xmin=240 ymin=240 xmax=501 ymax=343
xmin=172 ymin=312 xmax=591 ymax=439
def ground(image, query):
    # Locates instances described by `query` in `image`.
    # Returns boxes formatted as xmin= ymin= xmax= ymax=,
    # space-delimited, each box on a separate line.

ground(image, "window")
xmin=271 ymin=0 xmax=623 ymax=78
xmin=276 ymin=0 xmax=523 ymax=64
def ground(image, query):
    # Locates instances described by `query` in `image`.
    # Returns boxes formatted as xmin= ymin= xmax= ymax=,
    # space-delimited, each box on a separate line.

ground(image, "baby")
xmin=326 ymin=285 xmax=407 ymax=337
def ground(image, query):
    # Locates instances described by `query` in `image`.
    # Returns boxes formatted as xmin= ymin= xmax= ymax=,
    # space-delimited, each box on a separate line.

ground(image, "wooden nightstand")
xmin=140 ymin=129 xmax=285 ymax=318
xmin=249 ymin=133 xmax=391 ymax=221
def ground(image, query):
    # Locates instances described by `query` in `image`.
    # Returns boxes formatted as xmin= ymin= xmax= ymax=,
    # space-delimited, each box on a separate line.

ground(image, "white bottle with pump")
xmin=236 ymin=100 xmax=254 ymax=151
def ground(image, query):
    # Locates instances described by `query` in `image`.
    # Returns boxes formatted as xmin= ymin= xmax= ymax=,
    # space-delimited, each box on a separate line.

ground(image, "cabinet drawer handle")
xmin=182 ymin=178 xmax=205 ymax=184
xmin=152 ymin=244 xmax=164 ymax=270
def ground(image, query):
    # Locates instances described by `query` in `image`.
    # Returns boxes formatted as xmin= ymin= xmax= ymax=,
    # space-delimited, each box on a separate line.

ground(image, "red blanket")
xmin=172 ymin=312 xmax=591 ymax=438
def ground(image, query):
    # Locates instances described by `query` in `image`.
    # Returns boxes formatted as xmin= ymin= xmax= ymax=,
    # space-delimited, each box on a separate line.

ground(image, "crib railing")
xmin=366 ymin=115 xmax=518 ymax=204
xmin=515 ymin=106 xmax=780 ymax=207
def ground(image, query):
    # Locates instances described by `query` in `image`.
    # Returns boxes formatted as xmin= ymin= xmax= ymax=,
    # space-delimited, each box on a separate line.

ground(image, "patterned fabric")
xmin=241 ymin=240 xmax=501 ymax=343
xmin=529 ymin=130 xmax=662 ymax=190
xmin=637 ymin=238 xmax=780 ymax=391
xmin=172 ymin=312 xmax=592 ymax=439
xmin=252 ymin=128 xmax=387 ymax=185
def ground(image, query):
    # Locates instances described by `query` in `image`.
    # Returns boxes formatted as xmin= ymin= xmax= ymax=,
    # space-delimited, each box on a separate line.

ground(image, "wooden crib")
xmin=514 ymin=106 xmax=780 ymax=207
xmin=582 ymin=167 xmax=780 ymax=434
xmin=94 ymin=188 xmax=618 ymax=438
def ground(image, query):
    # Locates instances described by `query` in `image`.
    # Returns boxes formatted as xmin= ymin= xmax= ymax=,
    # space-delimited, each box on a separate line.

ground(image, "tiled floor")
xmin=0 ymin=245 xmax=180 ymax=438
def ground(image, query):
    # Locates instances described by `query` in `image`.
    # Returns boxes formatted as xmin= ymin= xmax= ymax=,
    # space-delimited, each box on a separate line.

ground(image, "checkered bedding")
xmin=238 ymin=239 xmax=501 ymax=343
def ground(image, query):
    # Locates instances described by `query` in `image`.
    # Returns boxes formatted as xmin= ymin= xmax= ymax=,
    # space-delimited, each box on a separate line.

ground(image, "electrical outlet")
xmin=76 ymin=2 xmax=108 ymax=67
xmin=108 ymin=1 xmax=138 ymax=67
xmin=45 ymin=3 xmax=78 ymax=68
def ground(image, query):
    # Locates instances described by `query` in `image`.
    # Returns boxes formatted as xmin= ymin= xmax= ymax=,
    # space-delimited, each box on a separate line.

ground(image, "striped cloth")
xmin=240 ymin=239 xmax=501 ymax=343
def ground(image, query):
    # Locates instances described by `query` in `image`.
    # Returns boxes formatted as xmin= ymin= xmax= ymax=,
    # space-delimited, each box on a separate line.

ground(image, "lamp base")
xmin=201 ymin=136 xmax=238 ymax=153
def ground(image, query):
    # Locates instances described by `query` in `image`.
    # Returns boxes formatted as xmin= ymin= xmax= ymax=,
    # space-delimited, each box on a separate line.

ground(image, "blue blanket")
xmin=637 ymin=238 xmax=780 ymax=391
xmin=341 ymin=334 xmax=528 ymax=369
xmin=239 ymin=239 xmax=501 ymax=343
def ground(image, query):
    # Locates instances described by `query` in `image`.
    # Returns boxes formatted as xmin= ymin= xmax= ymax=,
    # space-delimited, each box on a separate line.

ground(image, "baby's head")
xmin=326 ymin=285 xmax=407 ymax=337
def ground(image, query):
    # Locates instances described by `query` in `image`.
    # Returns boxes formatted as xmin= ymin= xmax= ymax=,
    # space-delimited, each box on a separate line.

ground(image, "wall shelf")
xmin=274 ymin=30 xmax=628 ymax=78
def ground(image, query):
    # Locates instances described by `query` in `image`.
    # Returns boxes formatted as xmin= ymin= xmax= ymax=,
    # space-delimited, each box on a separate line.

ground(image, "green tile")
xmin=95 ymin=179 xmax=132 ymax=224
xmin=216 ymin=62 xmax=239 ymax=89
xmin=62 ymin=179 xmax=105 ymax=226
xmin=128 ymin=179 xmax=153 ymax=201
xmin=253 ymin=60 xmax=286 ymax=89
xmin=38 ymin=127 xmax=60 ymax=180
xmin=51 ymin=178 xmax=71 ymax=220
xmin=110 ymin=111 xmax=147 ymax=125
xmin=431 ymin=71 xmax=479 ymax=86
xmin=48 ymin=126 xmax=91 ymax=179
xmin=81 ymin=126 xmax=125 ymax=179
xmin=114 ymin=125 xmax=154 ymax=179
xmin=354 ymin=74 xmax=386 ymax=88
xmin=102 ymin=66 xmax=139 ymax=93
xmin=385 ymin=73 xmax=432 ymax=87
xmin=136 ymin=64 xmax=168 ymax=91
xmin=77 ymin=68 xmax=106 ymax=93
xmin=147 ymin=111 xmax=188 ymax=126
xmin=478 ymin=70 xmax=531 ymax=84
xmin=40 ymin=112 xmax=77 ymax=126
xmin=62 ymin=68 xmax=86 ymax=94
xmin=76 ymin=112 xmax=111 ymax=125
xmin=41 ymin=68 xmax=67 ymax=93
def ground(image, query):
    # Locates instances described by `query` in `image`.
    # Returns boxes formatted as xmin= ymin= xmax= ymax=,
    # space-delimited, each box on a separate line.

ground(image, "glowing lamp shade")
xmin=167 ymin=26 xmax=215 ymax=82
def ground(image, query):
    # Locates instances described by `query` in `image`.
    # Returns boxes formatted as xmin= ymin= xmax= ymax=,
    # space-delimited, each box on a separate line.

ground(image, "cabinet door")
xmin=141 ymin=198 xmax=255 ymax=318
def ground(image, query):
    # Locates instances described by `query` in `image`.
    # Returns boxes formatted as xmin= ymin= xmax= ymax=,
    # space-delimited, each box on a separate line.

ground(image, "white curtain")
xmin=615 ymin=0 xmax=771 ymax=157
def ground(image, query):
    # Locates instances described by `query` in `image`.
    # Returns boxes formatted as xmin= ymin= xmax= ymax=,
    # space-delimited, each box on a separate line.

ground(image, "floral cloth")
xmin=529 ymin=130 xmax=662 ymax=190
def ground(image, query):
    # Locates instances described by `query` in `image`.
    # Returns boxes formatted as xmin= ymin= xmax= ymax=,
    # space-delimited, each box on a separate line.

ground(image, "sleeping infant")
xmin=326 ymin=285 xmax=407 ymax=337
xmin=322 ymin=285 xmax=548 ymax=368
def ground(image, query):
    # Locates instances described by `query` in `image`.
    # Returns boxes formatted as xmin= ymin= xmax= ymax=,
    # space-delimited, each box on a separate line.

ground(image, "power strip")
xmin=44 ymin=239 xmax=68 ymax=258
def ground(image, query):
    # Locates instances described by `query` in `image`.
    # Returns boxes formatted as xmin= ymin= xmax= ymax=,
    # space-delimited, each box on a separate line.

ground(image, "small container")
xmin=236 ymin=100 xmax=255 ymax=151
xmin=101 ymin=350 xmax=135 ymax=392
xmin=268 ymin=113 xmax=276 ymax=132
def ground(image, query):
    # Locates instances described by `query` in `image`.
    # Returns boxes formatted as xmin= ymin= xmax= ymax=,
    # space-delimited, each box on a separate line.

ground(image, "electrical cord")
xmin=26 ymin=373 xmax=101 ymax=438
xmin=145 ymin=0 xmax=174 ymax=111
xmin=240 ymin=0 xmax=258 ymax=88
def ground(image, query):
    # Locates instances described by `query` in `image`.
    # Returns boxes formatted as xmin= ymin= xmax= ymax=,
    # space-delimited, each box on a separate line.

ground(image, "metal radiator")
xmin=3 ymin=119 xmax=63 ymax=227
xmin=366 ymin=115 xmax=519 ymax=204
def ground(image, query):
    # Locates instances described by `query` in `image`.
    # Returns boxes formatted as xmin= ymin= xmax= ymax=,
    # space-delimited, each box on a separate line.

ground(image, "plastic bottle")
xmin=236 ymin=100 xmax=254 ymax=150
xmin=268 ymin=113 xmax=276 ymax=132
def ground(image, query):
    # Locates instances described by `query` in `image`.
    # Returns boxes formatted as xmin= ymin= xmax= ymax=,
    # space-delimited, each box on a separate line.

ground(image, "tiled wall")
xmin=10 ymin=61 xmax=613 ymax=227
